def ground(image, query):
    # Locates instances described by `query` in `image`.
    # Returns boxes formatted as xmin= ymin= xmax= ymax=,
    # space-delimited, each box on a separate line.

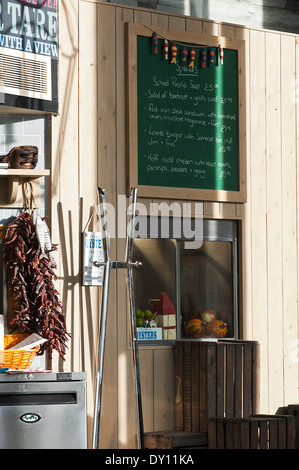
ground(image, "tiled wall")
xmin=0 ymin=114 xmax=47 ymax=224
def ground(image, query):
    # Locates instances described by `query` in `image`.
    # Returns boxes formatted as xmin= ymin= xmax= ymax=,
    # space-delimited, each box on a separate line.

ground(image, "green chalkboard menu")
xmin=127 ymin=23 xmax=246 ymax=202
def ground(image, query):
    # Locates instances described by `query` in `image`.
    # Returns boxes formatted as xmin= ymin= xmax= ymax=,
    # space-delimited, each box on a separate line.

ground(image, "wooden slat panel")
xmin=277 ymin=419 xmax=287 ymax=449
xmin=153 ymin=348 xmax=174 ymax=431
xmin=265 ymin=32 xmax=284 ymax=414
xmin=216 ymin=343 xmax=225 ymax=418
xmin=234 ymin=26 xmax=252 ymax=342
xmin=248 ymin=28 xmax=269 ymax=414
xmin=133 ymin=8 xmax=152 ymax=24
xmin=225 ymin=419 xmax=234 ymax=449
xmin=191 ymin=342 xmax=199 ymax=432
xmin=202 ymin=20 xmax=219 ymax=36
xmin=174 ymin=342 xmax=184 ymax=431
xmin=249 ymin=418 xmax=259 ymax=449
xmin=269 ymin=419 xmax=278 ymax=449
xmin=78 ymin=0 xmax=101 ymax=448
xmin=217 ymin=418 xmax=225 ymax=449
xmin=97 ymin=3 xmax=118 ymax=449
xmin=185 ymin=17 xmax=203 ymax=34
xmin=243 ymin=342 xmax=253 ymax=417
xmin=259 ymin=419 xmax=268 ymax=449
xmin=234 ymin=343 xmax=243 ymax=417
xmin=219 ymin=23 xmax=235 ymax=39
xmin=281 ymin=34 xmax=298 ymax=407
xmin=225 ymin=343 xmax=234 ymax=418
xmin=152 ymin=12 xmax=169 ymax=28
xmin=115 ymin=5 xmax=135 ymax=449
xmin=183 ymin=341 xmax=192 ymax=431
xmin=252 ymin=342 xmax=260 ymax=414
xmin=232 ymin=419 xmax=241 ymax=449
xmin=199 ymin=342 xmax=208 ymax=432
xmin=286 ymin=415 xmax=296 ymax=449
xmin=139 ymin=349 xmax=154 ymax=432
xmin=168 ymin=15 xmax=186 ymax=30
xmin=207 ymin=418 xmax=217 ymax=449
xmin=240 ymin=420 xmax=250 ymax=449
xmin=206 ymin=343 xmax=217 ymax=421
xmin=51 ymin=0 xmax=79 ymax=374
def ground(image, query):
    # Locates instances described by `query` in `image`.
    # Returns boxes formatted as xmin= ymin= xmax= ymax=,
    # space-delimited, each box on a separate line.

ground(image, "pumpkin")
xmin=185 ymin=318 xmax=205 ymax=337
xmin=205 ymin=319 xmax=228 ymax=338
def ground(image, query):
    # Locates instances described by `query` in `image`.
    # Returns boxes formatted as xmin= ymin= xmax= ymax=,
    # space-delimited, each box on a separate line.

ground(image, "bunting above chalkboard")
xmin=150 ymin=28 xmax=224 ymax=68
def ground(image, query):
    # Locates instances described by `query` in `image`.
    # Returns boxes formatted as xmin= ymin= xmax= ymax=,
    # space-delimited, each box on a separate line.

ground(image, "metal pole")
xmin=92 ymin=187 xmax=144 ymax=449
xmin=125 ymin=187 xmax=144 ymax=449
xmin=92 ymin=187 xmax=111 ymax=450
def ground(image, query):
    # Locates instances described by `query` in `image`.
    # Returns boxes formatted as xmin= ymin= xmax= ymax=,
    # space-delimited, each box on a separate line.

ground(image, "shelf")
xmin=0 ymin=169 xmax=50 ymax=205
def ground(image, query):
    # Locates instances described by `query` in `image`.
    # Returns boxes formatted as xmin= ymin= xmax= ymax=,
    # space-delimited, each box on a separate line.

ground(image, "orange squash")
xmin=185 ymin=318 xmax=205 ymax=337
xmin=206 ymin=319 xmax=228 ymax=338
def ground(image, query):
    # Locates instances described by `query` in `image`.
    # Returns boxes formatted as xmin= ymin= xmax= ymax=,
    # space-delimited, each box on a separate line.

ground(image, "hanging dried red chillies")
xmin=3 ymin=211 xmax=70 ymax=360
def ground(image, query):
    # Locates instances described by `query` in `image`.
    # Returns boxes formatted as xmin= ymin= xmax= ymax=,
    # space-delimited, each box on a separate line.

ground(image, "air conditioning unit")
xmin=0 ymin=47 xmax=52 ymax=102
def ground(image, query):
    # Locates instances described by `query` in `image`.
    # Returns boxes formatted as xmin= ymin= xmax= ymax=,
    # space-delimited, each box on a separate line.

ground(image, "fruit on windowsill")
xmin=144 ymin=310 xmax=152 ymax=321
xmin=205 ymin=319 xmax=228 ymax=338
xmin=136 ymin=318 xmax=144 ymax=327
xmin=185 ymin=318 xmax=206 ymax=338
xmin=136 ymin=308 xmax=156 ymax=328
xmin=201 ymin=309 xmax=217 ymax=323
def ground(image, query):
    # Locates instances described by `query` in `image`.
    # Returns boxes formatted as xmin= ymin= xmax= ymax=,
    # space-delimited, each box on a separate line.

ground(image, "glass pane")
xmin=180 ymin=240 xmax=233 ymax=339
xmin=133 ymin=239 xmax=177 ymax=341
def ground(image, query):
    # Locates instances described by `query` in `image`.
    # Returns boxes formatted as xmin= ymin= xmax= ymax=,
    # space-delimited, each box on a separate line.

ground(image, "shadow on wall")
xmin=112 ymin=0 xmax=299 ymax=34
xmin=56 ymin=201 xmax=99 ymax=376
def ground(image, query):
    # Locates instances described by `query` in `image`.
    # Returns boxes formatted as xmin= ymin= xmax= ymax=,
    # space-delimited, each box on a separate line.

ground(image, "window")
xmin=133 ymin=218 xmax=239 ymax=342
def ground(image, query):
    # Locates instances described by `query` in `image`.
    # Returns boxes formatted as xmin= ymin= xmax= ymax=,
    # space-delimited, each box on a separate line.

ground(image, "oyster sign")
xmin=0 ymin=0 xmax=58 ymax=112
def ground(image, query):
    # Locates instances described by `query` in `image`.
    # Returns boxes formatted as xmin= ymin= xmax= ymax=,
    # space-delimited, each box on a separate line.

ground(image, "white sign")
xmin=82 ymin=231 xmax=104 ymax=286
xmin=7 ymin=333 xmax=47 ymax=351
xmin=137 ymin=327 xmax=162 ymax=341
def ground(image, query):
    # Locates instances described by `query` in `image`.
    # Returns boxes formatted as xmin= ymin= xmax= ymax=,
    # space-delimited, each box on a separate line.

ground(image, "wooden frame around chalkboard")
xmin=127 ymin=22 xmax=246 ymax=202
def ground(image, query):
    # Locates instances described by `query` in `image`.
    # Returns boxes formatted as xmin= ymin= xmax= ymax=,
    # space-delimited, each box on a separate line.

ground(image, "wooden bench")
xmin=144 ymin=339 xmax=260 ymax=449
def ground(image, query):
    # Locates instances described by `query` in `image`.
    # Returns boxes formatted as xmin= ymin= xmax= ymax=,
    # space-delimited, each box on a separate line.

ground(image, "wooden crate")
xmin=144 ymin=339 xmax=260 ymax=449
xmin=174 ymin=340 xmax=260 ymax=433
xmin=208 ymin=415 xmax=296 ymax=449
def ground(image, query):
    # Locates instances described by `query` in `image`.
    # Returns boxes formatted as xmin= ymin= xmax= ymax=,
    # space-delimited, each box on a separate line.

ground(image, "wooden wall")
xmin=51 ymin=0 xmax=299 ymax=448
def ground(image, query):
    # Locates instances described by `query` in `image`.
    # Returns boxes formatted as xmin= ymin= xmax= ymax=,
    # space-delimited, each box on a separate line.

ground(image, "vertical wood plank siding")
xmin=51 ymin=1 xmax=299 ymax=448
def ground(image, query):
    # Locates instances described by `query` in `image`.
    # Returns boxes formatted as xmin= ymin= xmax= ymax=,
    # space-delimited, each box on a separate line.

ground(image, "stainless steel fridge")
xmin=0 ymin=371 xmax=87 ymax=449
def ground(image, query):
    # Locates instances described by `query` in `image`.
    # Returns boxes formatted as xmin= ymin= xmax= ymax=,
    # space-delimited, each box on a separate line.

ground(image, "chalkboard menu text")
xmin=127 ymin=23 xmax=246 ymax=202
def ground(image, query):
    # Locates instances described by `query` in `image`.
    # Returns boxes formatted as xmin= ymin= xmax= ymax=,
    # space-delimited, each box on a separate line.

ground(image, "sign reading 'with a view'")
xmin=0 ymin=0 xmax=58 ymax=113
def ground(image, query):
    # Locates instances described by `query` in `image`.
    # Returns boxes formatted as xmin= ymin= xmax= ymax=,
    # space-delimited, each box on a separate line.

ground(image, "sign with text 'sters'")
xmin=0 ymin=0 xmax=58 ymax=113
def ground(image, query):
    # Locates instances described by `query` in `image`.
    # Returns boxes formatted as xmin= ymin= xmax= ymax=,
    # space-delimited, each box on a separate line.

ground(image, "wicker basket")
xmin=0 ymin=334 xmax=38 ymax=370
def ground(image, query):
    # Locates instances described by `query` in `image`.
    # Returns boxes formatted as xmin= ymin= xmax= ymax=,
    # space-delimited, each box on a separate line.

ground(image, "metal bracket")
xmin=93 ymin=260 xmax=142 ymax=269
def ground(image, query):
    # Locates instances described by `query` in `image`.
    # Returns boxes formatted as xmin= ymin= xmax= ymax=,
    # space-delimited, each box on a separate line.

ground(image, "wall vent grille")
xmin=0 ymin=47 xmax=52 ymax=101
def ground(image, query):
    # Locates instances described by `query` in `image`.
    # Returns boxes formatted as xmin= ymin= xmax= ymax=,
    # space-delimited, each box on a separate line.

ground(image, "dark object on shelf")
xmin=2 ymin=146 xmax=38 ymax=170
